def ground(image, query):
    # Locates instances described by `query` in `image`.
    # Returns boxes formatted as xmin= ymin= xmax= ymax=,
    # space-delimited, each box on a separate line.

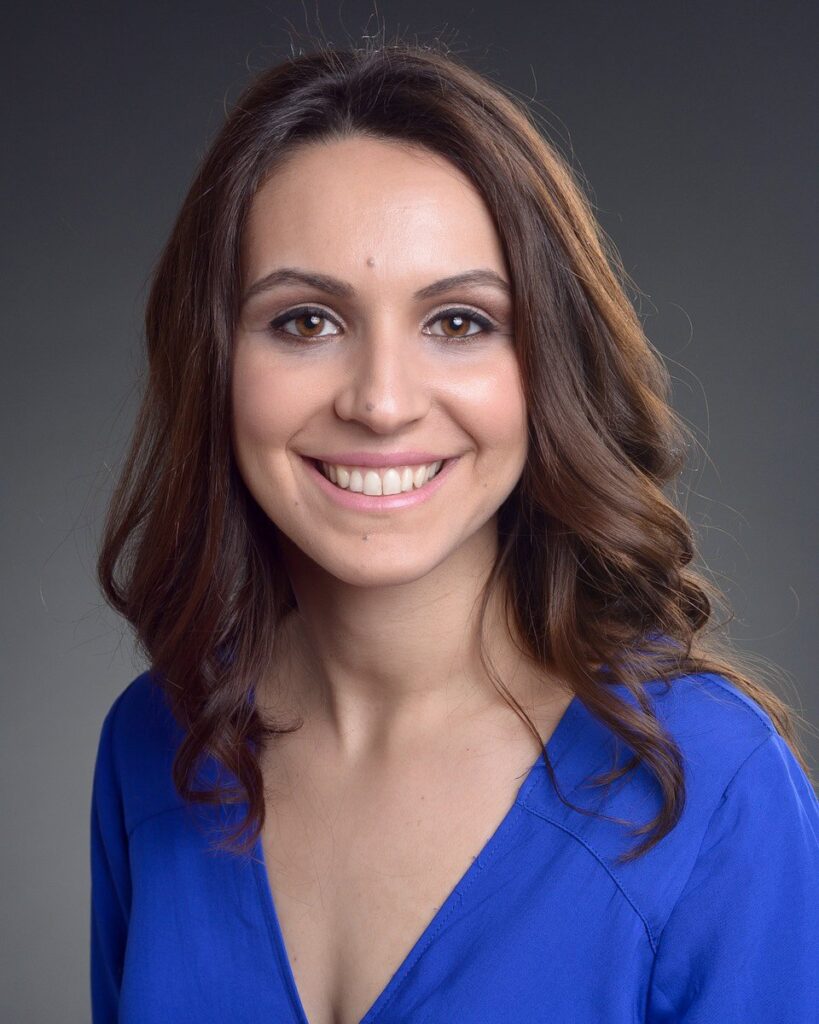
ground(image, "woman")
xmin=91 ymin=40 xmax=818 ymax=1024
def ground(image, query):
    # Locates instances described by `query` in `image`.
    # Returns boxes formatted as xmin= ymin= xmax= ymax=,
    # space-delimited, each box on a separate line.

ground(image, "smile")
xmin=301 ymin=455 xmax=458 ymax=511
xmin=318 ymin=459 xmax=444 ymax=495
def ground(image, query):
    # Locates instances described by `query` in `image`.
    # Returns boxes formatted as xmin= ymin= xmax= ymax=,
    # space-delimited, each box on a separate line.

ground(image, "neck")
xmin=258 ymin=521 xmax=568 ymax=759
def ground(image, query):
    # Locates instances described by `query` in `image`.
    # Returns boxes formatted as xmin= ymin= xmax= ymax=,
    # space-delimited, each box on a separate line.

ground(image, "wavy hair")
xmin=97 ymin=38 xmax=814 ymax=864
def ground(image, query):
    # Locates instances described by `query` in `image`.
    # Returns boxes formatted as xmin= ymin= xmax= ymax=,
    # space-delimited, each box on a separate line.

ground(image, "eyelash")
xmin=266 ymin=304 xmax=498 ymax=343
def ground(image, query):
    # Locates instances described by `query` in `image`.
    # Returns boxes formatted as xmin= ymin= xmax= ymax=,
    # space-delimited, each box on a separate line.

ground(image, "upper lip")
xmin=305 ymin=451 xmax=451 ymax=468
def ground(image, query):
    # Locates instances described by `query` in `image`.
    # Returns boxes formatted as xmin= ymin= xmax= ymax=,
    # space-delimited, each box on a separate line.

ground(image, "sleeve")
xmin=646 ymin=730 xmax=819 ymax=1023
xmin=90 ymin=694 xmax=132 ymax=1023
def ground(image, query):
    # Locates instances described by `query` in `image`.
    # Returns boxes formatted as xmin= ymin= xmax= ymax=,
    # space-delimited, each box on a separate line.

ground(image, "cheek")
xmin=447 ymin=350 xmax=528 ymax=462
xmin=231 ymin=348 xmax=311 ymax=450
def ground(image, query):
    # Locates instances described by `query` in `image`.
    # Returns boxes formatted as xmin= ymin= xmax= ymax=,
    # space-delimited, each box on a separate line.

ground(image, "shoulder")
xmin=525 ymin=670 xmax=818 ymax=948
xmin=624 ymin=669 xmax=799 ymax=808
xmin=644 ymin=669 xmax=779 ymax=779
xmin=94 ymin=670 xmax=186 ymax=835
xmin=644 ymin=677 xmax=819 ymax=1015
xmin=551 ymin=669 xmax=790 ymax=820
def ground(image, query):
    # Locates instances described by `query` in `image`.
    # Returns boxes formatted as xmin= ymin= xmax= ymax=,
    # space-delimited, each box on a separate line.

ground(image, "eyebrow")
xmin=241 ymin=267 xmax=511 ymax=307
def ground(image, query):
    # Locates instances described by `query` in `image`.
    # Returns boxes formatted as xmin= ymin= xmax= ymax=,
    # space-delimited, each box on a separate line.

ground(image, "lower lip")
xmin=302 ymin=456 xmax=460 ymax=511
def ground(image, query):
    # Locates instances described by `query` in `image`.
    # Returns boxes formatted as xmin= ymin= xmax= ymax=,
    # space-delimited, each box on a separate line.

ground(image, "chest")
xmin=259 ymin=738 xmax=542 ymax=1024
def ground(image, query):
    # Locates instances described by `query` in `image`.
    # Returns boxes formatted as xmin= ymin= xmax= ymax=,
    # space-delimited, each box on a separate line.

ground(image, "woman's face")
xmin=231 ymin=135 xmax=527 ymax=588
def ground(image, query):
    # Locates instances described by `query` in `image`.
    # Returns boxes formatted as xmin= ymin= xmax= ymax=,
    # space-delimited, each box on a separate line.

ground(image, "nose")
xmin=333 ymin=328 xmax=431 ymax=434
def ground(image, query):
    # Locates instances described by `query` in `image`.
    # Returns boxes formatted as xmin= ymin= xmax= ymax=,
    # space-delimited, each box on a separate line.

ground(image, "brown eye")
xmin=426 ymin=308 xmax=494 ymax=340
xmin=441 ymin=314 xmax=471 ymax=337
xmin=292 ymin=313 xmax=327 ymax=337
xmin=268 ymin=306 xmax=342 ymax=340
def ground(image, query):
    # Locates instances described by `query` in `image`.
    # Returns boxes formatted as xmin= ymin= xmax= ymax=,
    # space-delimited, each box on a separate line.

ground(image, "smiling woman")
xmin=91 ymin=38 xmax=817 ymax=1024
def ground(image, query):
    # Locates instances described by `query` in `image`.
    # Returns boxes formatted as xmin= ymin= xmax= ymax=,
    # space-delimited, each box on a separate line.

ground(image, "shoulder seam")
xmin=519 ymin=802 xmax=660 ymax=953
xmin=127 ymin=803 xmax=187 ymax=840
xmin=654 ymin=730 xmax=774 ymax=952
xmin=720 ymin=730 xmax=778 ymax=799
xmin=520 ymin=732 xmax=779 ymax=959
xmin=648 ymin=732 xmax=778 ymax=1004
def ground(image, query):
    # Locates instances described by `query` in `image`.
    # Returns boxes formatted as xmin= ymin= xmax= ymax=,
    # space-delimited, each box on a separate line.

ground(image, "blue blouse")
xmin=90 ymin=669 xmax=818 ymax=1022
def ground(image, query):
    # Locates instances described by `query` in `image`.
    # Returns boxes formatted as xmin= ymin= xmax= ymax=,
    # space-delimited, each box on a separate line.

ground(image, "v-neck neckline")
xmin=250 ymin=692 xmax=583 ymax=1024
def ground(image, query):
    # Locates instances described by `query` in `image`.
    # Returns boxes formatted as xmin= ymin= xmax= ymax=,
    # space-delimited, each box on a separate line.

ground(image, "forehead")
xmin=241 ymin=136 xmax=507 ymax=285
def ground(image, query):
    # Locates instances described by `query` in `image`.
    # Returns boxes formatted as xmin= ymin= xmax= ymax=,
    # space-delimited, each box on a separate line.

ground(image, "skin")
xmin=232 ymin=134 xmax=569 ymax=749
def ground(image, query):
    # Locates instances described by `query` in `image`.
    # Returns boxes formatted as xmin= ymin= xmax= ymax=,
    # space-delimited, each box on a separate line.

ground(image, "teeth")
xmin=318 ymin=459 xmax=444 ymax=494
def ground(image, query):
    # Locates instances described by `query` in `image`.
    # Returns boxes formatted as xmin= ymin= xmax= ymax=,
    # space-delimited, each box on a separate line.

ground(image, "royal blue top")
xmin=90 ymin=668 xmax=818 ymax=1023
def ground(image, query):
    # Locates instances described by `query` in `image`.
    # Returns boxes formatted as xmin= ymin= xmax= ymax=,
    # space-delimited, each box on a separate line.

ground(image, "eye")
xmin=424 ymin=307 xmax=496 ymax=340
xmin=266 ymin=304 xmax=498 ymax=342
xmin=267 ymin=305 xmax=342 ymax=340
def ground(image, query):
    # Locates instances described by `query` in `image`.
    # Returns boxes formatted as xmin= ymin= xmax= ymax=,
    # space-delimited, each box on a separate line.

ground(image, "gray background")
xmin=3 ymin=1 xmax=816 ymax=1019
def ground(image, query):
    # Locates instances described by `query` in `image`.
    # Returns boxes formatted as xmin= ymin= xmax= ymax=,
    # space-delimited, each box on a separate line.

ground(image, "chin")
xmin=294 ymin=536 xmax=454 ymax=589
xmin=331 ymin=562 xmax=441 ymax=589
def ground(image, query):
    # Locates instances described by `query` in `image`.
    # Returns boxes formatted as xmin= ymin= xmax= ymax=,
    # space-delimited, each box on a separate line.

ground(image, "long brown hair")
xmin=97 ymin=38 xmax=814 ymax=864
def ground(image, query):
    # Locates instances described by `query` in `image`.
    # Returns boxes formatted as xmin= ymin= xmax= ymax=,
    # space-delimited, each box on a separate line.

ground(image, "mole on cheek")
xmin=365 ymin=256 xmax=375 ymax=267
